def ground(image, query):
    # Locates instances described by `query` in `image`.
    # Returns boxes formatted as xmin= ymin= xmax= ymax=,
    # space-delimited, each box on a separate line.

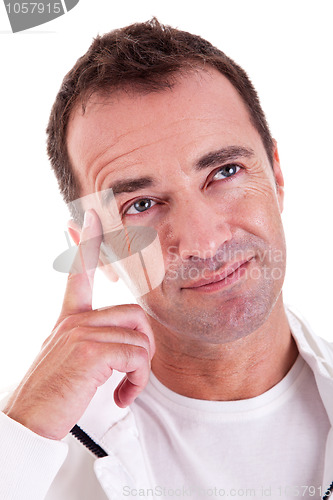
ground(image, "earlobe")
xmin=272 ymin=140 xmax=284 ymax=213
xmin=67 ymin=219 xmax=82 ymax=246
xmin=276 ymin=184 xmax=284 ymax=213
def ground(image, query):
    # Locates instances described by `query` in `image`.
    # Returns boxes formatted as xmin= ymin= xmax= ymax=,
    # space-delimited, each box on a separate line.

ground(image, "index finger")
xmin=60 ymin=209 xmax=103 ymax=318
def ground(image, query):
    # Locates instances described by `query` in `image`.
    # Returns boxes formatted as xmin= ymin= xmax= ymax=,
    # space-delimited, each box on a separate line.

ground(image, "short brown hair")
xmin=46 ymin=17 xmax=274 ymax=221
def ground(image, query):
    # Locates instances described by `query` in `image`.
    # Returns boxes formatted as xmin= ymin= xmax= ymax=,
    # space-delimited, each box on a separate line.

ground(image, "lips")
xmin=182 ymin=257 xmax=253 ymax=289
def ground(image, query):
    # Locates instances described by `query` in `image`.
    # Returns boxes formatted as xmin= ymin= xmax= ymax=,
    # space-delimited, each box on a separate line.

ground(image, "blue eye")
xmin=212 ymin=164 xmax=240 ymax=180
xmin=125 ymin=198 xmax=157 ymax=215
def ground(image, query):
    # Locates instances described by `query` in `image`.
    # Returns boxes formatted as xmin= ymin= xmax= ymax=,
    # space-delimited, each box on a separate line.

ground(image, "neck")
xmin=150 ymin=296 xmax=298 ymax=401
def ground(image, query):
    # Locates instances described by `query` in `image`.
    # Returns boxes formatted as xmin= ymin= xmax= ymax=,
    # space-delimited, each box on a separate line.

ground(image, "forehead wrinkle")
xmin=92 ymin=114 xmax=214 ymax=173
xmin=94 ymin=143 xmax=145 ymax=193
xmin=92 ymin=124 xmax=198 ymax=193
xmin=76 ymin=88 xmax=243 ymax=175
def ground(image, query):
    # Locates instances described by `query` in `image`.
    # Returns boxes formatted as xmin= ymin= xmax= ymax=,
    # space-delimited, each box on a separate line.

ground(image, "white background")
xmin=0 ymin=0 xmax=332 ymax=390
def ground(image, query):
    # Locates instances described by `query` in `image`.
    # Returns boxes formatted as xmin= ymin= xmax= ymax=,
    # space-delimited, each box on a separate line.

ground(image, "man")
xmin=1 ymin=18 xmax=332 ymax=500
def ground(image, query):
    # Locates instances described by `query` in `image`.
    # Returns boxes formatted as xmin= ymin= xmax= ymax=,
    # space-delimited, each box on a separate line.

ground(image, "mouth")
xmin=181 ymin=257 xmax=254 ymax=293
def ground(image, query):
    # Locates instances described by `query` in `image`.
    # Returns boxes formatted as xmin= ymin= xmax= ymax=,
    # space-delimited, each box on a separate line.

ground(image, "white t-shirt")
xmin=131 ymin=355 xmax=330 ymax=499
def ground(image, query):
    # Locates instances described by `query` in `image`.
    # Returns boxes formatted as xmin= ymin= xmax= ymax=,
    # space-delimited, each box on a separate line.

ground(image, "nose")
xmin=172 ymin=195 xmax=232 ymax=261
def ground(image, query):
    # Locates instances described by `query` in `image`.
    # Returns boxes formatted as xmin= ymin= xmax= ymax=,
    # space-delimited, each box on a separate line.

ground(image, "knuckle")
xmin=120 ymin=344 xmax=148 ymax=372
xmin=75 ymin=339 xmax=99 ymax=359
xmin=69 ymin=325 xmax=85 ymax=343
xmin=128 ymin=303 xmax=144 ymax=314
xmin=133 ymin=345 xmax=150 ymax=367
xmin=130 ymin=305 xmax=150 ymax=326
xmin=137 ymin=332 xmax=151 ymax=351
xmin=57 ymin=315 xmax=78 ymax=332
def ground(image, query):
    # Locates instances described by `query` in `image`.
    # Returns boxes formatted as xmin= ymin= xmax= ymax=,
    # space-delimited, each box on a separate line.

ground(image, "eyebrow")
xmin=102 ymin=177 xmax=155 ymax=205
xmin=102 ymin=145 xmax=255 ymax=205
xmin=195 ymin=145 xmax=255 ymax=171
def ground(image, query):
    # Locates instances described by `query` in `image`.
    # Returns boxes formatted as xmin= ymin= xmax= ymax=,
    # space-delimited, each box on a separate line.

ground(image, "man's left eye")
xmin=212 ymin=164 xmax=240 ymax=180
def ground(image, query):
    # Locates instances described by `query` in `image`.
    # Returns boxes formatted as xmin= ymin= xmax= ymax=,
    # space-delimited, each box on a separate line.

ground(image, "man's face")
xmin=67 ymin=67 xmax=286 ymax=344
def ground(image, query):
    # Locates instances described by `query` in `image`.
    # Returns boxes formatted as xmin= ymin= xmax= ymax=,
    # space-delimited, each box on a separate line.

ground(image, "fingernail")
xmin=83 ymin=210 xmax=93 ymax=229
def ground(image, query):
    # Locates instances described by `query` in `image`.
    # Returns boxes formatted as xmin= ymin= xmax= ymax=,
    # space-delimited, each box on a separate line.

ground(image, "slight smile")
xmin=181 ymin=258 xmax=254 ymax=293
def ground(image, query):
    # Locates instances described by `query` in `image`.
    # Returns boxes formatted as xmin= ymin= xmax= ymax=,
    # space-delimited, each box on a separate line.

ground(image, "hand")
xmin=3 ymin=209 xmax=155 ymax=440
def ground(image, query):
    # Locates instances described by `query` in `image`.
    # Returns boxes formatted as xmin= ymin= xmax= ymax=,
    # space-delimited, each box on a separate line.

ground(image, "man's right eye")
xmin=125 ymin=198 xmax=157 ymax=216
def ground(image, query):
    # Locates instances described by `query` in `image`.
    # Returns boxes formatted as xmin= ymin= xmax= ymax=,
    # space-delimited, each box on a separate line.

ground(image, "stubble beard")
xmin=138 ymin=251 xmax=286 ymax=346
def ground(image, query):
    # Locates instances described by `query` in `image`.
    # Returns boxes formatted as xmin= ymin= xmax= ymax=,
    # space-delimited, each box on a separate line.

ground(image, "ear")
xmin=67 ymin=219 xmax=120 ymax=283
xmin=272 ymin=139 xmax=284 ymax=213
xmin=67 ymin=219 xmax=81 ymax=246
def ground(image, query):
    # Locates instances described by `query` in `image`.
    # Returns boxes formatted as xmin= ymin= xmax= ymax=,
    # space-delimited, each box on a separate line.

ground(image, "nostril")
xmin=178 ymin=227 xmax=232 ymax=262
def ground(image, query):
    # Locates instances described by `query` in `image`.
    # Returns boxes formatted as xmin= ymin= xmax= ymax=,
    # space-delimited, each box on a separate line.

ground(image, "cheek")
xmin=220 ymin=178 xmax=282 ymax=230
xmin=236 ymin=189 xmax=287 ymax=265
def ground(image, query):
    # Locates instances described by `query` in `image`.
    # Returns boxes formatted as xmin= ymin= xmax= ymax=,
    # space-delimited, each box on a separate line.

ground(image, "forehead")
xmin=67 ymin=67 xmax=264 ymax=192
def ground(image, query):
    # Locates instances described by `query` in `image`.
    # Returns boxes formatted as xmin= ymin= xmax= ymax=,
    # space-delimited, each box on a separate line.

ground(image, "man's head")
xmin=47 ymin=18 xmax=286 ymax=345
xmin=46 ymin=17 xmax=274 ymax=223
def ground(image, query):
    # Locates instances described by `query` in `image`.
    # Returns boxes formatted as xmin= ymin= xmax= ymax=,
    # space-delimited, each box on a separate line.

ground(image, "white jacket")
xmin=0 ymin=307 xmax=332 ymax=500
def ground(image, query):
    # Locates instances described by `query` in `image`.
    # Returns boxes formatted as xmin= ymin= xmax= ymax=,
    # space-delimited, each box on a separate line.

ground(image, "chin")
xmin=140 ymin=275 xmax=283 ymax=345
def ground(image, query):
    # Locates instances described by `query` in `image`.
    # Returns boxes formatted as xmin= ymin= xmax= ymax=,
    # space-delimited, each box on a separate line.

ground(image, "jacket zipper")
xmin=70 ymin=424 xmax=108 ymax=458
